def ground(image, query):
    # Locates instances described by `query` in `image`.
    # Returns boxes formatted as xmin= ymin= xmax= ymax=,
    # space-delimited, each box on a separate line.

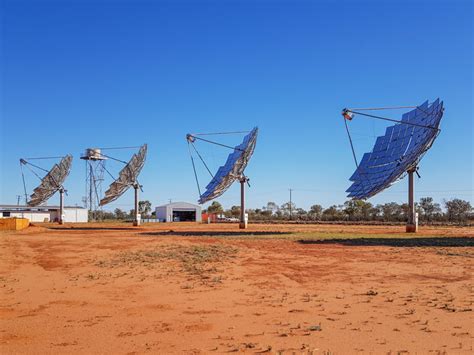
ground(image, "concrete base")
xmin=239 ymin=222 xmax=247 ymax=229
xmin=133 ymin=221 xmax=140 ymax=227
xmin=406 ymin=224 xmax=418 ymax=233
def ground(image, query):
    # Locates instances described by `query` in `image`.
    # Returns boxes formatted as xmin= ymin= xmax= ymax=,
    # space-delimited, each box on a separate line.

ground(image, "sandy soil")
xmin=1 ymin=222 xmax=473 ymax=354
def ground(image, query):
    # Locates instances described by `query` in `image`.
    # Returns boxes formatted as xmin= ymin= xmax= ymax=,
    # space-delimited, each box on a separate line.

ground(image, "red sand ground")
xmin=1 ymin=222 xmax=473 ymax=354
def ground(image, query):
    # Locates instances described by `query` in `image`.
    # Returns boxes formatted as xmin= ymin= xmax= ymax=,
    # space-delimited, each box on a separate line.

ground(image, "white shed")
xmin=155 ymin=202 xmax=202 ymax=222
xmin=0 ymin=205 xmax=88 ymax=223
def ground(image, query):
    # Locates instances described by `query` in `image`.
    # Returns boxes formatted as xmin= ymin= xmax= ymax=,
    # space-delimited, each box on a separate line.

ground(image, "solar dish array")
xmin=199 ymin=127 xmax=258 ymax=204
xmin=28 ymin=155 xmax=73 ymax=206
xmin=347 ymin=99 xmax=444 ymax=199
xmin=99 ymin=144 xmax=148 ymax=206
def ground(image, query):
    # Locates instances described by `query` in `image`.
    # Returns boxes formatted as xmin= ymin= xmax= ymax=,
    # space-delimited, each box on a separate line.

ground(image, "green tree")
xmin=419 ymin=197 xmax=442 ymax=221
xmin=343 ymin=200 xmax=358 ymax=220
xmin=359 ymin=201 xmax=374 ymax=220
xmin=380 ymin=202 xmax=403 ymax=221
xmin=309 ymin=204 xmax=323 ymax=220
xmin=260 ymin=209 xmax=272 ymax=219
xmin=322 ymin=205 xmax=342 ymax=221
xmin=207 ymin=201 xmax=224 ymax=214
xmin=114 ymin=208 xmax=127 ymax=220
xmin=445 ymin=199 xmax=472 ymax=222
xmin=343 ymin=200 xmax=374 ymax=221
xmin=295 ymin=208 xmax=307 ymax=219
xmin=280 ymin=202 xmax=296 ymax=218
xmin=224 ymin=205 xmax=241 ymax=218
xmin=91 ymin=210 xmax=116 ymax=221
xmin=138 ymin=200 xmax=152 ymax=217
xmin=265 ymin=202 xmax=279 ymax=215
xmin=400 ymin=203 xmax=410 ymax=222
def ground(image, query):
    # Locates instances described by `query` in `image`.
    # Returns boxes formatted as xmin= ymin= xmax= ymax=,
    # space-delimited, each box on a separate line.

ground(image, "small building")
xmin=202 ymin=212 xmax=218 ymax=223
xmin=155 ymin=202 xmax=202 ymax=222
xmin=0 ymin=205 xmax=88 ymax=223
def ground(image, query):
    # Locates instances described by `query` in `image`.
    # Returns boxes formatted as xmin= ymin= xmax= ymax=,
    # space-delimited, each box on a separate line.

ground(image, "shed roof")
xmin=156 ymin=202 xmax=201 ymax=209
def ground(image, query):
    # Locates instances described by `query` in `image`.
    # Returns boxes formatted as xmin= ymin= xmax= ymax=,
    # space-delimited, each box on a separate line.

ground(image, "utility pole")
xmin=16 ymin=195 xmax=21 ymax=206
xmin=289 ymin=188 xmax=293 ymax=220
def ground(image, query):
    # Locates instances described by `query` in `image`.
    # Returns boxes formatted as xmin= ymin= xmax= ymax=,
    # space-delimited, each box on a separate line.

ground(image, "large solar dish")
xmin=199 ymin=127 xmax=258 ymax=204
xmin=27 ymin=155 xmax=73 ymax=206
xmin=99 ymin=144 xmax=147 ymax=206
xmin=346 ymin=99 xmax=444 ymax=199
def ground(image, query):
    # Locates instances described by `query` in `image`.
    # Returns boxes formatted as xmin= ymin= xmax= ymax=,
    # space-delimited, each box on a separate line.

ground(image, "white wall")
xmin=155 ymin=206 xmax=167 ymax=222
xmin=64 ymin=208 xmax=88 ymax=223
xmin=1 ymin=208 xmax=88 ymax=223
xmin=9 ymin=212 xmax=51 ymax=222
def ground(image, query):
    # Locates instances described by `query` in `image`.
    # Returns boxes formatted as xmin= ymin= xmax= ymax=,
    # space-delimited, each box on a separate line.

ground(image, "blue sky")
xmin=1 ymin=0 xmax=472 ymax=211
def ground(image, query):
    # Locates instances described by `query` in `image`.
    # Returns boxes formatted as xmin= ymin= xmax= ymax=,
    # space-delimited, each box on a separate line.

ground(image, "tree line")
xmin=89 ymin=200 xmax=153 ymax=221
xmin=89 ymin=197 xmax=472 ymax=224
xmin=205 ymin=197 xmax=473 ymax=223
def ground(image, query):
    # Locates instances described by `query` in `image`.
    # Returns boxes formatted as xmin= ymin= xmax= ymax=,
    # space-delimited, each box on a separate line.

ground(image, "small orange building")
xmin=202 ymin=213 xmax=218 ymax=223
xmin=0 ymin=218 xmax=30 ymax=230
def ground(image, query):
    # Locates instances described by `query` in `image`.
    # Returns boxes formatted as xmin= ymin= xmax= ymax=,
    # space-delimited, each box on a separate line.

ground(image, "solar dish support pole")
xmin=133 ymin=183 xmax=140 ymax=226
xmin=239 ymin=176 xmax=249 ymax=229
xmin=406 ymin=168 xmax=418 ymax=233
xmin=59 ymin=188 xmax=65 ymax=225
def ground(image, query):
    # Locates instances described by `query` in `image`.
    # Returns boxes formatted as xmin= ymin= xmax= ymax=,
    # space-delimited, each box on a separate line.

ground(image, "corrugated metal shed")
xmin=155 ymin=202 xmax=202 ymax=223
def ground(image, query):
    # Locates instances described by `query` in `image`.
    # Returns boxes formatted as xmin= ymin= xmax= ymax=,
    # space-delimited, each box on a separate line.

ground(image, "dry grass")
xmin=95 ymin=244 xmax=238 ymax=284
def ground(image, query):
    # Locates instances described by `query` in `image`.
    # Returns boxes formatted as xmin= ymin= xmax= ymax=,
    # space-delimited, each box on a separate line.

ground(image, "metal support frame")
xmin=186 ymin=131 xmax=255 ymax=229
xmin=19 ymin=157 xmax=70 ymax=219
xmin=239 ymin=176 xmax=249 ymax=229
xmin=133 ymin=183 xmax=140 ymax=226
xmin=81 ymin=150 xmax=107 ymax=215
xmin=406 ymin=168 xmax=418 ymax=233
xmin=345 ymin=109 xmax=440 ymax=132
xmin=89 ymin=163 xmax=93 ymax=212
